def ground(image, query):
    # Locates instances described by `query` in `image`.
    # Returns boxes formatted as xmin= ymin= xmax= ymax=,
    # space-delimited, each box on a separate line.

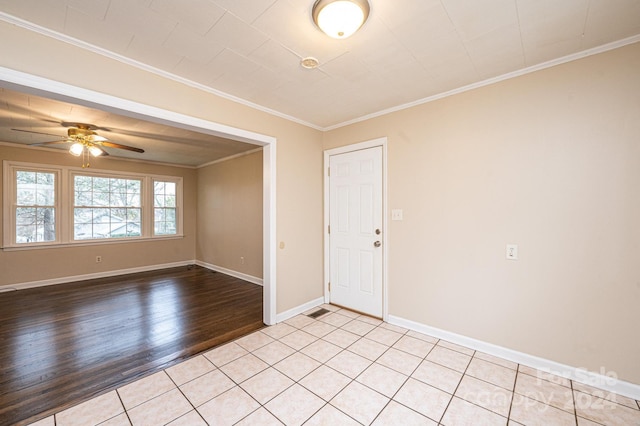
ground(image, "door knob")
xmin=374 ymin=241 xmax=381 ymax=247
xmin=375 ymin=228 xmax=381 ymax=235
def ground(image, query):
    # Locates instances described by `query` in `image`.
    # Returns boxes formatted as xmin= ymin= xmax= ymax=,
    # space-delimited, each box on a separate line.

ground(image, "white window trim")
xmin=2 ymin=160 xmax=183 ymax=249
xmin=151 ymin=177 xmax=183 ymax=237
xmin=3 ymin=161 xmax=62 ymax=248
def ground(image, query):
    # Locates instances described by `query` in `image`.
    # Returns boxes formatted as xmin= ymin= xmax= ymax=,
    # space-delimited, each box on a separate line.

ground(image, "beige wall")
xmin=197 ymin=151 xmax=263 ymax=278
xmin=0 ymin=21 xmax=325 ymax=313
xmin=3 ymin=16 xmax=637 ymax=385
xmin=324 ymin=42 xmax=640 ymax=384
xmin=0 ymin=144 xmax=197 ymax=286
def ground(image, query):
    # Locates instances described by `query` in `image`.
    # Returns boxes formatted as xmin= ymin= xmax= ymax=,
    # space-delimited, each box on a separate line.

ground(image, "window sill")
xmin=2 ymin=235 xmax=185 ymax=251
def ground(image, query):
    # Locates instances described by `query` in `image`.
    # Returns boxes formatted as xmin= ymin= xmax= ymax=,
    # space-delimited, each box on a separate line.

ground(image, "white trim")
xmin=388 ymin=315 xmax=640 ymax=401
xmin=2 ymin=160 xmax=184 ymax=249
xmin=323 ymin=35 xmax=640 ymax=131
xmin=0 ymin=67 xmax=277 ymax=327
xmin=0 ymin=140 xmax=199 ymax=169
xmin=3 ymin=13 xmax=638 ymax=133
xmin=275 ymin=297 xmax=325 ymax=323
xmin=3 ymin=161 xmax=62 ymax=248
xmin=0 ymin=260 xmax=194 ymax=292
xmin=323 ymin=138 xmax=388 ymax=320
xmin=0 ymin=12 xmax=322 ymax=132
xmin=0 ymin=67 xmax=273 ymax=146
xmin=263 ymin=142 xmax=277 ymax=325
xmin=196 ymin=147 xmax=264 ymax=169
xmin=196 ymin=260 xmax=263 ymax=286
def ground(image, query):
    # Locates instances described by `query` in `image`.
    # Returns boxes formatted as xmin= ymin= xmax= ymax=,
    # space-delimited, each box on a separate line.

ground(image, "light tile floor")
xmin=29 ymin=304 xmax=640 ymax=426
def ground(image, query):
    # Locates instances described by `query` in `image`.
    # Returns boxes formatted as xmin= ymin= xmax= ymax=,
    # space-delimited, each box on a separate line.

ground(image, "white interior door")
xmin=329 ymin=146 xmax=383 ymax=317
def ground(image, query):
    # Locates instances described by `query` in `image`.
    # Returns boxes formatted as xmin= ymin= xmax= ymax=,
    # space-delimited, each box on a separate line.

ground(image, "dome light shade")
xmin=312 ymin=0 xmax=370 ymax=39
xmin=69 ymin=142 xmax=84 ymax=156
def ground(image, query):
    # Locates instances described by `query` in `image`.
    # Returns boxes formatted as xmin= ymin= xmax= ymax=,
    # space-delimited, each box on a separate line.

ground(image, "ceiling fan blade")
xmin=11 ymin=128 xmax=65 ymax=138
xmin=29 ymin=140 xmax=71 ymax=146
xmin=100 ymin=141 xmax=144 ymax=153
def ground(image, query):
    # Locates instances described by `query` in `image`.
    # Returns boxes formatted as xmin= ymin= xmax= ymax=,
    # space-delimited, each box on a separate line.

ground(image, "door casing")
xmin=324 ymin=137 xmax=388 ymax=321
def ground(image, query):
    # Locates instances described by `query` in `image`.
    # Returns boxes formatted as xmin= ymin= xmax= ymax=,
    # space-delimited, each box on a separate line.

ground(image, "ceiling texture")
xmin=0 ymin=0 xmax=639 ymax=166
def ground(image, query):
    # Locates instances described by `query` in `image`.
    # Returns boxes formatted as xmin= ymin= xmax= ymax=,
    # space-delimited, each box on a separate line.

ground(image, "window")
xmin=154 ymin=180 xmax=177 ymax=236
xmin=73 ymin=175 xmax=142 ymax=240
xmin=3 ymin=161 xmax=183 ymax=249
xmin=14 ymin=169 xmax=58 ymax=244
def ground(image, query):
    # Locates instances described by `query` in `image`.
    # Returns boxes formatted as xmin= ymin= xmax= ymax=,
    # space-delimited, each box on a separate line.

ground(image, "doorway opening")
xmin=0 ymin=66 xmax=277 ymax=325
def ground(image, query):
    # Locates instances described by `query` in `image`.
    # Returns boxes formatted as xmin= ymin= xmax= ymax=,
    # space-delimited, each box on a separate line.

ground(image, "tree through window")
xmin=154 ymin=180 xmax=177 ymax=235
xmin=15 ymin=170 xmax=56 ymax=243
xmin=4 ymin=161 xmax=182 ymax=248
xmin=73 ymin=175 xmax=142 ymax=240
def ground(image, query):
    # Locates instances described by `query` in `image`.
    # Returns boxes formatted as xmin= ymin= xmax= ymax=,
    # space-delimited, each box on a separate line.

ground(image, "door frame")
xmin=0 ymin=66 xmax=278 ymax=325
xmin=324 ymin=137 xmax=388 ymax=321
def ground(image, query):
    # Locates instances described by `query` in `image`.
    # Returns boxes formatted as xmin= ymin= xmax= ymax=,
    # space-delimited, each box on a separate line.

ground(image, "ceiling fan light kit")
xmin=69 ymin=142 xmax=85 ymax=156
xmin=312 ymin=0 xmax=370 ymax=39
xmin=69 ymin=140 xmax=105 ymax=168
xmin=88 ymin=145 xmax=104 ymax=157
xmin=16 ymin=122 xmax=144 ymax=168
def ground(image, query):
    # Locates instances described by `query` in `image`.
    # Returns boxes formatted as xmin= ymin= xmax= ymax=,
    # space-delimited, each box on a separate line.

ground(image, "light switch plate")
xmin=506 ymin=244 xmax=518 ymax=260
xmin=391 ymin=209 xmax=403 ymax=221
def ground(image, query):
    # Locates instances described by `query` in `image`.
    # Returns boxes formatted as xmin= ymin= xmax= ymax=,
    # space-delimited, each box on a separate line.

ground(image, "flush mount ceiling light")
xmin=312 ymin=0 xmax=370 ymax=39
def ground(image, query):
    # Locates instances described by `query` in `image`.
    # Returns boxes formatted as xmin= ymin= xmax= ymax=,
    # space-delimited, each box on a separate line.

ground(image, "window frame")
xmin=2 ymin=160 xmax=184 ymax=249
xmin=70 ymin=171 xmax=145 ymax=242
xmin=152 ymin=178 xmax=181 ymax=237
xmin=3 ymin=162 xmax=62 ymax=248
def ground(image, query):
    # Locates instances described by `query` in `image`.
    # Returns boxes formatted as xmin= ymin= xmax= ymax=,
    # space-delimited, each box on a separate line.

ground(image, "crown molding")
xmin=2 ymin=11 xmax=639 ymax=133
xmin=0 ymin=12 xmax=323 ymax=131
xmin=325 ymin=35 xmax=640 ymax=131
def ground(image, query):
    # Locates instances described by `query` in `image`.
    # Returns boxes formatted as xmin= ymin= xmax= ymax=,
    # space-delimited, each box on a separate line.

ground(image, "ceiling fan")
xmin=12 ymin=122 xmax=145 ymax=167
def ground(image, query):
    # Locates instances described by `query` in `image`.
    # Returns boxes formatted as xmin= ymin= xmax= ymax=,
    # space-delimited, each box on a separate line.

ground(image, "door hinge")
xmin=328 ymin=282 xmax=331 ymax=292
xmin=327 ymin=167 xmax=330 ymax=176
xmin=328 ymin=225 xmax=330 ymax=234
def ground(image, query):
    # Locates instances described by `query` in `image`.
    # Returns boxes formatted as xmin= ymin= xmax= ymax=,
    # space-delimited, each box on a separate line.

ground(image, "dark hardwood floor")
xmin=0 ymin=265 xmax=264 ymax=426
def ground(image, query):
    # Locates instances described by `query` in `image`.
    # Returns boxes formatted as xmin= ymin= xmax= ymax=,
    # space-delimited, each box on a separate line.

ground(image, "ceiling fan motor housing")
xmin=68 ymin=127 xmax=95 ymax=139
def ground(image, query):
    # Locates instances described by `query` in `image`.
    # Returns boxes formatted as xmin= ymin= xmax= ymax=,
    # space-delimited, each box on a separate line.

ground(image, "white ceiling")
xmin=0 ymin=0 xmax=639 ymax=165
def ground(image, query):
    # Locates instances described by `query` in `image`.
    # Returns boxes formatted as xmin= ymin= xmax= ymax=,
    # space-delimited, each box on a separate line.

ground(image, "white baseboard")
xmin=276 ymin=297 xmax=325 ymax=323
xmin=0 ymin=260 xmax=195 ymax=291
xmin=388 ymin=315 xmax=640 ymax=401
xmin=195 ymin=261 xmax=263 ymax=286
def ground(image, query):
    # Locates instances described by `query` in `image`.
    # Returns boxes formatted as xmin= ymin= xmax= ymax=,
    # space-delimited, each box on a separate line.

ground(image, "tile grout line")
xmin=163 ymin=364 xmax=208 ymax=425
xmin=266 ymin=309 xmax=368 ymax=425
xmin=370 ymin=332 xmax=442 ymax=425
xmin=295 ymin=311 xmax=414 ymax=424
xmin=280 ymin=312 xmax=518 ymax=425
xmin=229 ymin=310 xmax=347 ymax=425
xmin=330 ymin=318 xmax=438 ymax=425
xmin=507 ymin=364 xmax=521 ymax=423
xmin=570 ymin=378 xmax=579 ymax=426
xmin=437 ymin=346 xmax=476 ymax=425
xmin=114 ymin=390 xmax=133 ymax=426
xmin=311 ymin=315 xmax=392 ymax=423
xmin=218 ymin=346 xmax=290 ymax=426
xmin=346 ymin=321 xmax=411 ymax=425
